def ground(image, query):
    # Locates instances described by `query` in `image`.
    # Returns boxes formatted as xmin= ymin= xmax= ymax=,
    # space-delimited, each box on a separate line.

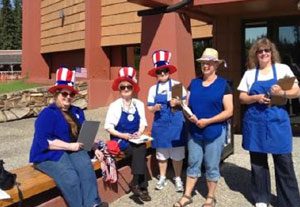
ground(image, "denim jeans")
xmin=250 ymin=152 xmax=300 ymax=207
xmin=187 ymin=127 xmax=225 ymax=181
xmin=36 ymin=150 xmax=101 ymax=207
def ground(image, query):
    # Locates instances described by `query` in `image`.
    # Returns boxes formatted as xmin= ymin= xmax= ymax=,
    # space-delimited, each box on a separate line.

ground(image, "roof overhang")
xmin=129 ymin=0 xmax=300 ymax=21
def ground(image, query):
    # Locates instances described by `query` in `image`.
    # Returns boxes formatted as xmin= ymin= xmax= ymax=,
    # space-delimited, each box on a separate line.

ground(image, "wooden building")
xmin=22 ymin=0 xmax=300 ymax=132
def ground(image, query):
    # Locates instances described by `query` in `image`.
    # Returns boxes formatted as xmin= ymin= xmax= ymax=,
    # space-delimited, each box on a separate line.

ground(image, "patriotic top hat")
xmin=148 ymin=50 xmax=177 ymax=77
xmin=112 ymin=67 xmax=140 ymax=93
xmin=48 ymin=67 xmax=78 ymax=94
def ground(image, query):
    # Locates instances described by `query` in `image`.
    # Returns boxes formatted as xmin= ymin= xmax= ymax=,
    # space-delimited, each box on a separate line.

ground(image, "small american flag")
xmin=75 ymin=67 xmax=87 ymax=78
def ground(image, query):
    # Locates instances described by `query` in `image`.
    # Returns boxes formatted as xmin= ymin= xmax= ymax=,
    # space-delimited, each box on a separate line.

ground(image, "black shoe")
xmin=139 ymin=190 xmax=151 ymax=202
xmin=130 ymin=184 xmax=143 ymax=196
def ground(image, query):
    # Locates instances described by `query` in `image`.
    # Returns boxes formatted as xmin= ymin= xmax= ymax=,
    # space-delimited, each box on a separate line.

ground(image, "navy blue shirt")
xmin=29 ymin=103 xmax=85 ymax=163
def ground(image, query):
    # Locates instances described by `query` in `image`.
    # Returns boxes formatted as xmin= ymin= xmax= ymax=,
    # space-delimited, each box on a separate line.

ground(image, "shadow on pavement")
xmin=220 ymin=162 xmax=277 ymax=206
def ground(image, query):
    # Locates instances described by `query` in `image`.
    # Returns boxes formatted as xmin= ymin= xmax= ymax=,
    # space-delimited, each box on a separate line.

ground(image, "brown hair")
xmin=247 ymin=38 xmax=281 ymax=69
xmin=54 ymin=91 xmax=78 ymax=138
xmin=62 ymin=112 xmax=78 ymax=138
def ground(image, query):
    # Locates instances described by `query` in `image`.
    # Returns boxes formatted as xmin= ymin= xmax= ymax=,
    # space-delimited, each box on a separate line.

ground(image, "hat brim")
xmin=196 ymin=57 xmax=223 ymax=63
xmin=112 ymin=77 xmax=140 ymax=93
xmin=148 ymin=65 xmax=177 ymax=77
xmin=48 ymin=85 xmax=79 ymax=94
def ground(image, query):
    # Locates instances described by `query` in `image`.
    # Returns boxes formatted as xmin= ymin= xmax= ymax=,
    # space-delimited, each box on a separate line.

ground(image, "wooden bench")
xmin=0 ymin=147 xmax=157 ymax=207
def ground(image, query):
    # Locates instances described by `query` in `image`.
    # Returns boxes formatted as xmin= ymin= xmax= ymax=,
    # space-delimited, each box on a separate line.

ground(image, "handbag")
xmin=0 ymin=160 xmax=23 ymax=207
xmin=0 ymin=160 xmax=16 ymax=190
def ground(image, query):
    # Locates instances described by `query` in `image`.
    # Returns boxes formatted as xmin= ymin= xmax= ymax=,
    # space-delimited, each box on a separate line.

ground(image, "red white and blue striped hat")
xmin=112 ymin=67 xmax=140 ymax=93
xmin=148 ymin=50 xmax=177 ymax=77
xmin=48 ymin=67 xmax=78 ymax=94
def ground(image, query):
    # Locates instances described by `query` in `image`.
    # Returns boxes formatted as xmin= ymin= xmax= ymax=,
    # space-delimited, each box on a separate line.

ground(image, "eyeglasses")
xmin=60 ymin=91 xmax=76 ymax=98
xmin=119 ymin=85 xmax=133 ymax=91
xmin=256 ymin=48 xmax=271 ymax=55
xmin=155 ymin=68 xmax=170 ymax=75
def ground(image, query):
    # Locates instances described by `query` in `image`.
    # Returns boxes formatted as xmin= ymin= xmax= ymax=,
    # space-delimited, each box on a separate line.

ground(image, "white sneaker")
xmin=255 ymin=202 xmax=268 ymax=207
xmin=156 ymin=176 xmax=167 ymax=190
xmin=174 ymin=177 xmax=184 ymax=192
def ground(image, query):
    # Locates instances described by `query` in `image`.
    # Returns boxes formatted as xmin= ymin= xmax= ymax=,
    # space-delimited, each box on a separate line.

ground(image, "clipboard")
xmin=77 ymin=121 xmax=100 ymax=151
xmin=171 ymin=83 xmax=183 ymax=111
xmin=128 ymin=134 xmax=153 ymax=144
xmin=171 ymin=83 xmax=182 ymax=99
xmin=271 ymin=76 xmax=296 ymax=105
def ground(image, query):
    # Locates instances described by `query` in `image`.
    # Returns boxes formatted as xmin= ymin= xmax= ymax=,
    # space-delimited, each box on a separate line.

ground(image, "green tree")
xmin=0 ymin=0 xmax=15 ymax=49
xmin=12 ymin=0 xmax=22 ymax=49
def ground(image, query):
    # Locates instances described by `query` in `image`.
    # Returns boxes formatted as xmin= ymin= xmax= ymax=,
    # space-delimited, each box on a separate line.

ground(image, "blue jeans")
xmin=250 ymin=152 xmax=300 ymax=206
xmin=36 ymin=150 xmax=101 ymax=207
xmin=187 ymin=127 xmax=225 ymax=181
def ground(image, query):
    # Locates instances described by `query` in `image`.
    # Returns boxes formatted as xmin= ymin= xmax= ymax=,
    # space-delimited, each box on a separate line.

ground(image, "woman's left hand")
xmin=196 ymin=118 xmax=210 ymax=128
xmin=95 ymin=149 xmax=104 ymax=161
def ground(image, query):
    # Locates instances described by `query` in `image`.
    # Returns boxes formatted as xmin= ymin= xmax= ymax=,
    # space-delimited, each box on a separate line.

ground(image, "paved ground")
xmin=0 ymin=107 xmax=299 ymax=207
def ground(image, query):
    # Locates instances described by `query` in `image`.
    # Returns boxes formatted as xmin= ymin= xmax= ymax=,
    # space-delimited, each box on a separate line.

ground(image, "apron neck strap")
xmin=254 ymin=64 xmax=277 ymax=82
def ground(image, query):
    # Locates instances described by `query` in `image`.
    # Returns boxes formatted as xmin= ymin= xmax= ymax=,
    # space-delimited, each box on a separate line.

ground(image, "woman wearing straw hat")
xmin=174 ymin=48 xmax=233 ymax=207
xmin=147 ymin=50 xmax=187 ymax=193
xmin=104 ymin=67 xmax=151 ymax=202
xmin=238 ymin=38 xmax=300 ymax=207
xmin=30 ymin=67 xmax=108 ymax=207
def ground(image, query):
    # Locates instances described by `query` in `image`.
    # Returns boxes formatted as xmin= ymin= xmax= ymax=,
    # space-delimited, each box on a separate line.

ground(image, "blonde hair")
xmin=54 ymin=91 xmax=78 ymax=139
xmin=247 ymin=38 xmax=281 ymax=69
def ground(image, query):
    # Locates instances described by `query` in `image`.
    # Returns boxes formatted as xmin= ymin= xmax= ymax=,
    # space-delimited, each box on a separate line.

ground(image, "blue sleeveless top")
xmin=188 ymin=76 xmax=227 ymax=141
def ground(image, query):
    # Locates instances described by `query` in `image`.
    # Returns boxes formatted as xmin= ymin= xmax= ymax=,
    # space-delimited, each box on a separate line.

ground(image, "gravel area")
xmin=0 ymin=107 xmax=299 ymax=207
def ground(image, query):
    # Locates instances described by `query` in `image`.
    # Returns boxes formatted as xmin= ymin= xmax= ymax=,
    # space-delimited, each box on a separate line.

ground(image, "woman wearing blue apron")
xmin=174 ymin=48 xmax=233 ymax=207
xmin=238 ymin=38 xmax=300 ymax=207
xmin=147 ymin=50 xmax=187 ymax=192
xmin=104 ymin=67 xmax=151 ymax=202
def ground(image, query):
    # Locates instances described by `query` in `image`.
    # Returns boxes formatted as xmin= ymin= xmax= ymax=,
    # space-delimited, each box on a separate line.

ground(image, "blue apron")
xmin=151 ymin=79 xmax=186 ymax=148
xmin=110 ymin=104 xmax=140 ymax=151
xmin=242 ymin=65 xmax=292 ymax=154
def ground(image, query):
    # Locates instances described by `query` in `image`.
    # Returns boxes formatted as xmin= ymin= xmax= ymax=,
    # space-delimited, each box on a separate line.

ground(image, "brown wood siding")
xmin=191 ymin=19 xmax=213 ymax=39
xmin=101 ymin=1 xmax=212 ymax=46
xmin=41 ymin=0 xmax=85 ymax=53
xmin=101 ymin=0 xmax=148 ymax=46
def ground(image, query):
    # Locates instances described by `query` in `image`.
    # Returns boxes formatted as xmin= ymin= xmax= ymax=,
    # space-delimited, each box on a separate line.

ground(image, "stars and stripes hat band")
xmin=112 ymin=67 xmax=140 ymax=93
xmin=48 ymin=67 xmax=78 ymax=94
xmin=148 ymin=50 xmax=177 ymax=77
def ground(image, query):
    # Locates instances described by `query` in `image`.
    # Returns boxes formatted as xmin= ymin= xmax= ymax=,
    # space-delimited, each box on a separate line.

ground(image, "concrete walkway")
xmin=0 ymin=107 xmax=299 ymax=207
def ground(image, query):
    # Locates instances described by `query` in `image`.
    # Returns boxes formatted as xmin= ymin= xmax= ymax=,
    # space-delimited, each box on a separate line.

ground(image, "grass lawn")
xmin=0 ymin=80 xmax=42 ymax=94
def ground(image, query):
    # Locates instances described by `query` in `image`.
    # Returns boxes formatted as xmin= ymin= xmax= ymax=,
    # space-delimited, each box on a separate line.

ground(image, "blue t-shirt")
xmin=29 ymin=103 xmax=85 ymax=163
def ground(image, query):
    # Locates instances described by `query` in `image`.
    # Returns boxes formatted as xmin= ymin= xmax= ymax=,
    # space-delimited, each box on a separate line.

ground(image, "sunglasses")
xmin=119 ymin=85 xmax=133 ymax=91
xmin=60 ymin=91 xmax=76 ymax=98
xmin=256 ymin=48 xmax=271 ymax=54
xmin=200 ymin=61 xmax=216 ymax=65
xmin=155 ymin=68 xmax=170 ymax=75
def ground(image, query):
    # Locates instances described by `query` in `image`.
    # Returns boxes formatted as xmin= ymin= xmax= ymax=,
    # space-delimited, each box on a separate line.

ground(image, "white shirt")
xmin=104 ymin=98 xmax=147 ymax=130
xmin=237 ymin=63 xmax=297 ymax=93
xmin=147 ymin=79 xmax=187 ymax=105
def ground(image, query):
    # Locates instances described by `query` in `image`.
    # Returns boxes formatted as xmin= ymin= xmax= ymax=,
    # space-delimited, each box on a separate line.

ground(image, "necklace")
xmin=122 ymin=99 xmax=135 ymax=121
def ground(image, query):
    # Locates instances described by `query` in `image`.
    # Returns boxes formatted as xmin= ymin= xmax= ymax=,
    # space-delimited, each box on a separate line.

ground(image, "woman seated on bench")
xmin=104 ymin=67 xmax=151 ymax=202
xmin=29 ymin=67 xmax=108 ymax=207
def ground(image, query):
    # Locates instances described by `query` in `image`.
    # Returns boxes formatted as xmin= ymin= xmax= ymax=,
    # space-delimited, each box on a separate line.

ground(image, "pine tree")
xmin=13 ymin=0 xmax=22 ymax=49
xmin=1 ymin=0 xmax=15 ymax=49
xmin=0 ymin=1 xmax=3 ymax=49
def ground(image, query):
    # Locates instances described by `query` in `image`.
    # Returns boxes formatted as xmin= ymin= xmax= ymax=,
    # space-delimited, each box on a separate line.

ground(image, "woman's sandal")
xmin=202 ymin=196 xmax=217 ymax=207
xmin=173 ymin=195 xmax=193 ymax=207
